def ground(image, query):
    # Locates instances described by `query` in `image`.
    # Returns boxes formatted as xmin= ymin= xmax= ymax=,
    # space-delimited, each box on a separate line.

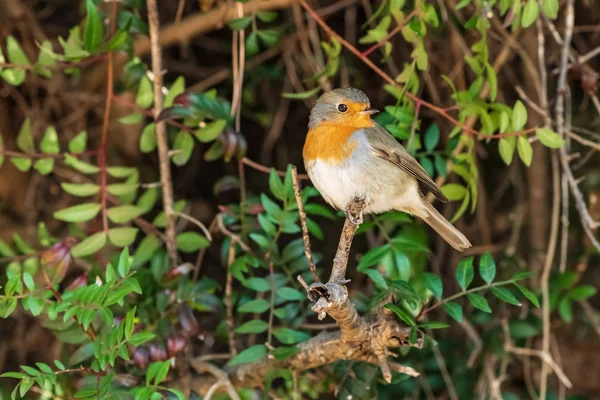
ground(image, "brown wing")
xmin=367 ymin=125 xmax=449 ymax=203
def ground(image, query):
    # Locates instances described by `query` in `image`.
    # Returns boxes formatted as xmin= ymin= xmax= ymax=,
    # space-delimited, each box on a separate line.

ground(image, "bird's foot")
xmin=345 ymin=197 xmax=366 ymax=225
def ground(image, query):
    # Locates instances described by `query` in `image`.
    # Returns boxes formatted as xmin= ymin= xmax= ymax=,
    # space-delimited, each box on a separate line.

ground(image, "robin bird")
xmin=302 ymin=87 xmax=472 ymax=251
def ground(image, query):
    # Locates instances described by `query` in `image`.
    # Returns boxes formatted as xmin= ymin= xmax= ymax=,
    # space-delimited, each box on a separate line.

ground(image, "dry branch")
xmin=190 ymin=198 xmax=419 ymax=392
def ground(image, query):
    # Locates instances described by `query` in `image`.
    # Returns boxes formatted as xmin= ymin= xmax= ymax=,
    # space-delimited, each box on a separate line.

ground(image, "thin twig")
xmin=225 ymin=242 xmax=237 ymax=356
xmin=147 ymin=0 xmax=178 ymax=267
xmin=361 ymin=10 xmax=418 ymax=57
xmin=241 ymin=157 xmax=309 ymax=180
xmin=505 ymin=345 xmax=572 ymax=389
xmin=171 ymin=210 xmax=213 ymax=242
xmin=291 ymin=166 xmax=319 ymax=283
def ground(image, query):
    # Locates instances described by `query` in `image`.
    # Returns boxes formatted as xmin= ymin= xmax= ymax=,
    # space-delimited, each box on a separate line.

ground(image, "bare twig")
xmin=171 ymin=210 xmax=213 ymax=242
xmin=147 ymin=0 xmax=179 ymax=267
xmin=505 ymin=345 xmax=572 ymax=389
xmin=291 ymin=166 xmax=319 ymax=283
xmin=241 ymin=157 xmax=309 ymax=180
xmin=328 ymin=197 xmax=365 ymax=284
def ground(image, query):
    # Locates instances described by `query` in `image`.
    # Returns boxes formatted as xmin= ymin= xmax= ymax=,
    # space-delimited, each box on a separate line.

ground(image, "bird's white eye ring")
xmin=338 ymin=103 xmax=348 ymax=112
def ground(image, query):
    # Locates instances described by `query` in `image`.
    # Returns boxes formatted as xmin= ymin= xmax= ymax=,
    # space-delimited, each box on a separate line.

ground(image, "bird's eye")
xmin=337 ymin=104 xmax=348 ymax=112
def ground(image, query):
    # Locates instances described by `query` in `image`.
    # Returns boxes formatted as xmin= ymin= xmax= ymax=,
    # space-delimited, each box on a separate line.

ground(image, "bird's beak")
xmin=361 ymin=107 xmax=379 ymax=116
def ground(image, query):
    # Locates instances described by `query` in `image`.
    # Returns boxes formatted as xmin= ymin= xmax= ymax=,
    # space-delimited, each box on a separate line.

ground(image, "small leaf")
xmin=443 ymin=302 xmax=463 ymax=322
xmin=498 ymin=137 xmax=515 ymax=165
xmin=568 ymin=285 xmax=597 ymax=301
xmin=535 ymin=128 xmax=565 ymax=148
xmin=228 ymin=344 xmax=266 ymax=366
xmin=277 ymin=287 xmax=305 ymax=301
xmin=424 ymin=123 xmax=440 ymax=151
xmin=238 ymin=299 xmax=270 ymax=313
xmin=16 ymin=118 xmax=34 ymax=152
xmin=282 ymin=87 xmax=321 ymax=99
xmin=521 ymin=0 xmax=539 ymax=28
xmin=455 ymin=256 xmax=474 ymax=291
xmin=61 ymin=183 xmax=100 ymax=197
xmin=491 ymin=286 xmax=521 ymax=306
xmin=384 ymin=303 xmax=416 ymax=327
xmin=235 ymin=320 xmax=268 ymax=334
xmin=479 ymin=252 xmax=496 ymax=284
xmin=164 ymin=76 xmax=186 ymax=108
xmin=441 ymin=183 xmax=467 ymax=201
xmin=107 ymin=205 xmax=144 ymax=223
xmin=363 ymin=268 xmax=388 ymax=290
xmin=485 ymin=63 xmax=498 ymax=101
xmin=517 ymin=136 xmax=533 ymax=167
xmin=176 ymin=232 xmax=210 ymax=253
xmin=514 ymin=282 xmax=540 ymax=307
xmin=511 ymin=100 xmax=528 ymax=131
xmin=71 ymin=232 xmax=107 ymax=257
xmin=172 ymin=130 xmax=194 ymax=166
xmin=129 ymin=332 xmax=155 ymax=346
xmin=423 ymin=272 xmax=443 ymax=300
xmin=194 ymin=120 xmax=227 ymax=143
xmin=83 ymin=0 xmax=104 ymax=51
xmin=417 ymin=322 xmax=449 ymax=330
xmin=6 ymin=35 xmax=30 ymax=65
xmin=542 ymin=0 xmax=559 ymax=18
xmin=273 ymin=346 xmax=300 ymax=360
xmin=558 ymin=297 xmax=572 ymax=323
xmin=137 ymin=76 xmax=154 ymax=108
xmin=64 ymin=154 xmax=99 ymax=174
xmin=228 ymin=16 xmax=251 ymax=30
xmin=272 ymin=328 xmax=311 ymax=344
xmin=242 ymin=277 xmax=271 ymax=292
xmin=53 ymin=203 xmax=101 ymax=222
xmin=467 ymin=293 xmax=492 ymax=313
xmin=41 ymin=126 xmax=59 ymax=154
xmin=108 ymin=227 xmax=139 ymax=247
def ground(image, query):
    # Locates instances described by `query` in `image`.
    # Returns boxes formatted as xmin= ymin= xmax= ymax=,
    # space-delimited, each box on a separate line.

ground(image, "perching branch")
xmin=189 ymin=198 xmax=418 ymax=392
xmin=146 ymin=0 xmax=178 ymax=267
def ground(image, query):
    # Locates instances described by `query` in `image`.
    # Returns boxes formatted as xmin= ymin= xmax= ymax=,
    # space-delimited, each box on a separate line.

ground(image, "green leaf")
xmin=479 ymin=252 xmax=496 ymax=284
xmin=171 ymin=130 xmax=194 ymax=166
xmin=194 ymin=120 xmax=227 ymax=143
xmin=273 ymin=346 xmax=300 ymax=360
xmin=132 ymin=235 xmax=160 ymax=267
xmin=7 ymin=36 xmax=30 ymax=65
xmin=486 ymin=63 xmax=498 ymax=102
xmin=16 ymin=118 xmax=33 ymax=152
xmin=119 ymin=113 xmax=143 ymax=124
xmin=64 ymin=154 xmax=99 ymax=174
xmin=542 ymin=0 xmax=559 ymax=18
xmin=164 ymin=76 xmax=185 ymax=108
xmin=53 ymin=203 xmax=101 ymax=222
xmin=34 ymin=159 xmax=54 ymax=175
xmin=282 ymin=87 xmax=321 ymax=99
xmin=424 ymin=123 xmax=440 ymax=151
xmin=467 ymin=293 xmax=492 ymax=313
xmin=257 ymin=10 xmax=278 ymax=23
xmin=273 ymin=328 xmax=311 ymax=344
xmin=558 ymin=297 xmax=572 ymax=322
xmin=41 ymin=126 xmax=59 ymax=153
xmin=71 ymin=232 xmax=107 ymax=257
xmin=257 ymin=30 xmax=279 ymax=47
xmin=277 ymin=287 xmax=305 ymax=301
xmin=228 ymin=344 xmax=266 ymax=366
xmin=2 ymin=67 xmax=26 ymax=86
xmin=513 ymin=282 xmax=540 ymax=307
xmin=245 ymin=31 xmax=260 ymax=55
xmin=129 ymin=332 xmax=155 ymax=346
xmin=83 ymin=0 xmax=104 ymax=52
xmin=106 ymin=183 xmax=139 ymax=196
xmin=242 ymin=277 xmax=271 ymax=292
xmin=491 ymin=286 xmax=521 ymax=306
xmin=498 ymin=137 xmax=515 ymax=165
xmin=441 ymin=183 xmax=467 ymax=201
xmin=235 ymin=320 xmax=268 ymax=334
xmin=140 ymin=123 xmax=157 ymax=153
xmin=517 ymin=136 xmax=533 ymax=167
xmin=423 ymin=272 xmax=443 ymax=300
xmin=54 ymin=360 xmax=66 ymax=370
xmin=511 ymin=100 xmax=528 ymax=131
xmin=384 ymin=303 xmax=416 ymax=327
xmin=176 ymin=232 xmax=210 ymax=253
xmin=269 ymin=169 xmax=286 ymax=200
xmin=239 ymin=299 xmax=270 ymax=313
xmin=10 ymin=157 xmax=31 ymax=171
xmin=535 ymin=128 xmax=565 ymax=148
xmin=568 ymin=285 xmax=597 ymax=301
xmin=417 ymin=322 xmax=449 ymax=330
xmin=108 ymin=227 xmax=139 ymax=247
xmin=512 ymin=271 xmax=534 ymax=281
xmin=228 ymin=16 xmax=251 ymax=30
xmin=363 ymin=268 xmax=388 ymax=290
xmin=136 ymin=76 xmax=154 ymax=108
xmin=357 ymin=245 xmax=389 ymax=271
xmin=521 ymin=0 xmax=539 ymax=28
xmin=107 ymin=205 xmax=144 ymax=223
xmin=455 ymin=257 xmax=474 ymax=291
xmin=60 ymin=183 xmax=100 ymax=197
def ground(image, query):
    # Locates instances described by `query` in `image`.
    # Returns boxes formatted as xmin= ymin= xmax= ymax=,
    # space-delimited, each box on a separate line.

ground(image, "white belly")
xmin=304 ymin=130 xmax=427 ymax=216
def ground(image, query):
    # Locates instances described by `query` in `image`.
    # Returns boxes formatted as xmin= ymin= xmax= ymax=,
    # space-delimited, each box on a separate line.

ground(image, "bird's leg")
xmin=345 ymin=197 xmax=366 ymax=225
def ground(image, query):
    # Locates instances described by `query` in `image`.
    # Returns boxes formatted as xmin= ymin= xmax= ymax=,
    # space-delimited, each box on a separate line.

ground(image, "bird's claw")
xmin=345 ymin=200 xmax=364 ymax=225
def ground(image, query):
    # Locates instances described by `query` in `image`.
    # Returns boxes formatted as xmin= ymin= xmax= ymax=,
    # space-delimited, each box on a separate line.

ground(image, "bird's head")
xmin=308 ymin=88 xmax=379 ymax=130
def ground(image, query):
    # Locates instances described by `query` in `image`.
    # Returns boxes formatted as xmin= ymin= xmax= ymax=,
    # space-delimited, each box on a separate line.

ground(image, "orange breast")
xmin=303 ymin=122 xmax=360 ymax=164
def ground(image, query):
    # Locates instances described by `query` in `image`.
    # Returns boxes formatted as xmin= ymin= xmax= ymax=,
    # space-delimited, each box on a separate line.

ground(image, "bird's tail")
xmin=421 ymin=200 xmax=471 ymax=251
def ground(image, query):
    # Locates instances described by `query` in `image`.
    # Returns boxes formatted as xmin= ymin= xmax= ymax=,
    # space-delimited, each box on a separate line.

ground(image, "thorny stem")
xmin=147 ymin=0 xmax=178 ymax=267
xmin=297 ymin=0 xmax=540 ymax=139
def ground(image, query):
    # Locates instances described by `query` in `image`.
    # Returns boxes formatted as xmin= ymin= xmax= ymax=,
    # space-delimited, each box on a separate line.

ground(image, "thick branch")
xmin=146 ymin=0 xmax=178 ymax=267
